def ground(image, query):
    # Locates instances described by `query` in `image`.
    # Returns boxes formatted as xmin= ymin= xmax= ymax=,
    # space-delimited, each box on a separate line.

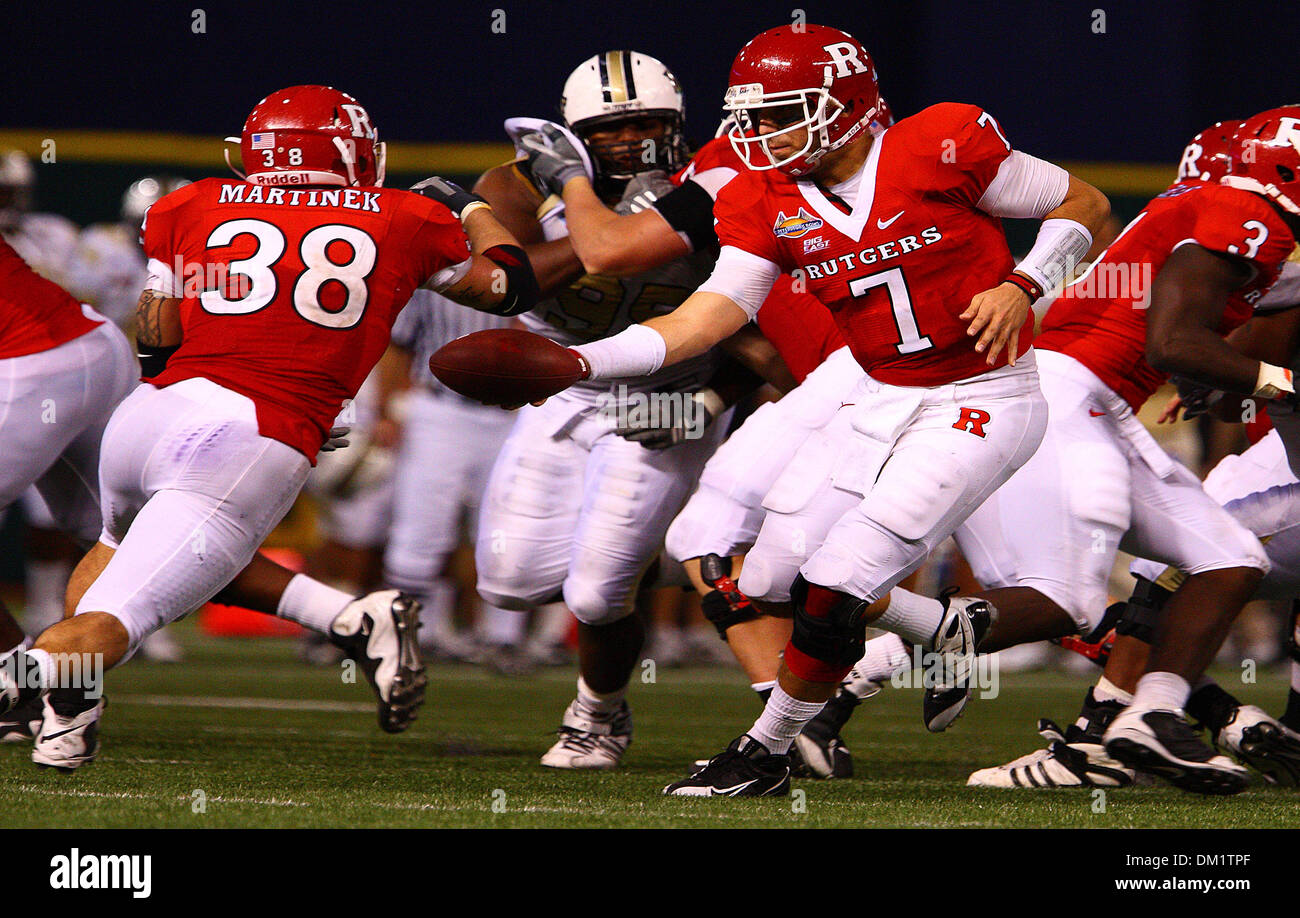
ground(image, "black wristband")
xmin=410 ymin=177 xmax=487 ymax=220
xmin=137 ymin=343 xmax=179 ymax=378
xmin=482 ymin=244 xmax=540 ymax=317
xmin=652 ymin=179 xmax=718 ymax=252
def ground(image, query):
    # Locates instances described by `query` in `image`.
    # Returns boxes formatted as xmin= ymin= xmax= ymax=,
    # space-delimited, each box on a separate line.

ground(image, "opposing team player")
xmin=485 ymin=24 xmax=1110 ymax=795
xmin=473 ymin=51 xmax=753 ymax=769
xmin=0 ymin=85 xmax=540 ymax=769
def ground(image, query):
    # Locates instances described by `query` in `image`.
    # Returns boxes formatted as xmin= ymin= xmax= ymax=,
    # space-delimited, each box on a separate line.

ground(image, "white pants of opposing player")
xmin=383 ymin=390 xmax=514 ymax=599
xmin=77 ymin=378 xmax=310 ymax=656
xmin=665 ymin=346 xmax=863 ymax=562
xmin=476 ymin=393 xmax=727 ymax=625
xmin=0 ymin=313 xmax=136 ymax=543
xmin=1130 ymin=428 xmax=1300 ymax=601
xmin=738 ymin=352 xmax=1048 ymax=604
xmin=957 ymin=349 xmax=1270 ymax=633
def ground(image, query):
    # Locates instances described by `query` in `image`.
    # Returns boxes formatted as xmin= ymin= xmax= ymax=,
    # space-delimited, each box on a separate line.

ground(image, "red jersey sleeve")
xmin=1185 ymin=186 xmax=1295 ymax=282
xmin=711 ymin=170 xmax=787 ymax=268
xmin=904 ymin=103 xmax=1014 ymax=208
xmin=140 ymin=181 xmax=207 ymax=270
xmin=391 ymin=191 xmax=472 ymax=287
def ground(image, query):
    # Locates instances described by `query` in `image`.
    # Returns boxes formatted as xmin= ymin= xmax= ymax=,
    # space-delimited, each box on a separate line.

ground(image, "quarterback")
xmin=490 ymin=24 xmax=1109 ymax=795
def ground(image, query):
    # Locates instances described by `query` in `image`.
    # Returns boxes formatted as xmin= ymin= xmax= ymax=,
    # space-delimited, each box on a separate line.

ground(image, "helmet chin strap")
xmin=222 ymin=138 xmax=248 ymax=180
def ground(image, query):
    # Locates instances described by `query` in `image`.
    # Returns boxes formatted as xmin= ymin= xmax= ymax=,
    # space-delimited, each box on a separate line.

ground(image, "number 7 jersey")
xmin=140 ymin=177 xmax=472 ymax=459
xmin=711 ymin=103 xmax=1024 ymax=387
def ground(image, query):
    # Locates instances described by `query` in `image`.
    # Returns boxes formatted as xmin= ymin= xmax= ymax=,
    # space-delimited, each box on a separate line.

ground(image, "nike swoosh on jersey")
xmin=876 ymin=211 xmax=905 ymax=229
xmin=1089 ymin=410 xmax=1106 ymax=417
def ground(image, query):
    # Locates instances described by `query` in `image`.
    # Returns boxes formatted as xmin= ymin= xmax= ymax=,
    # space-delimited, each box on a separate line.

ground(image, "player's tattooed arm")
xmin=134 ymin=289 xmax=182 ymax=347
xmin=134 ymin=288 xmax=183 ymax=376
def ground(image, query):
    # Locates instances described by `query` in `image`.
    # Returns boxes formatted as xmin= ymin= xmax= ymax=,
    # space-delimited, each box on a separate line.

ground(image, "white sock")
xmin=1131 ymin=671 xmax=1191 ymax=712
xmin=751 ymin=680 xmax=776 ymax=695
xmin=478 ymin=603 xmax=526 ymax=646
xmin=23 ymin=558 xmax=72 ymax=634
xmin=576 ymin=676 xmax=625 ymax=715
xmin=22 ymin=648 xmax=55 ymax=692
xmin=848 ymin=632 xmax=911 ymax=695
xmin=748 ymin=684 xmax=826 ymax=755
xmin=1093 ymin=675 xmax=1133 ymax=705
xmin=874 ymin=589 xmax=945 ymax=646
xmin=276 ymin=574 xmax=353 ymax=633
xmin=420 ymin=579 xmax=457 ymax=639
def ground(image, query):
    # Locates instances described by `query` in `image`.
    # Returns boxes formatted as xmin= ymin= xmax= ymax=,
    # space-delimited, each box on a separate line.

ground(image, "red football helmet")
xmin=1222 ymin=105 xmax=1300 ymax=215
xmin=224 ymin=85 xmax=386 ymax=188
xmin=1176 ymin=120 xmax=1240 ymax=183
xmin=723 ymin=24 xmax=882 ymax=177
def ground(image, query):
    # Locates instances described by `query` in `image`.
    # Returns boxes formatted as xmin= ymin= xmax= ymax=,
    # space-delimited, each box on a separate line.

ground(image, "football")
xmin=428 ymin=328 xmax=588 ymax=406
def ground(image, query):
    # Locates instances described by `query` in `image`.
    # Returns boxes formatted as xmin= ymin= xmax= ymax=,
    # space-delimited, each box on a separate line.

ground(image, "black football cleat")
xmin=1105 ymin=707 xmax=1249 ymax=795
xmin=664 ymin=735 xmax=791 ymax=797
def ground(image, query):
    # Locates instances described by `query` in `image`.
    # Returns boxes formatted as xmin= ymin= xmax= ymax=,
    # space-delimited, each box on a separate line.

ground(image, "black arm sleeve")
xmin=137 ymin=343 xmax=179 ymax=378
xmin=651 ymin=180 xmax=718 ymax=252
xmin=482 ymin=243 xmax=541 ymax=317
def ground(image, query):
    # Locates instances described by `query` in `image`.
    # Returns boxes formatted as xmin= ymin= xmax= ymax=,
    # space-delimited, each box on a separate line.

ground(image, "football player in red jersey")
xmin=1093 ymin=107 xmax=1300 ymax=788
xmin=0 ymin=85 xmax=540 ymax=770
xmin=517 ymin=110 xmax=891 ymax=777
xmin=488 ymin=24 xmax=1110 ymax=796
xmin=963 ymin=121 xmax=1300 ymax=790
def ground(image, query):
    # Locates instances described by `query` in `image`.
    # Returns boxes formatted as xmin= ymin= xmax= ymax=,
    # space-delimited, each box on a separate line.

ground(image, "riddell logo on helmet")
xmin=252 ymin=172 xmax=314 ymax=186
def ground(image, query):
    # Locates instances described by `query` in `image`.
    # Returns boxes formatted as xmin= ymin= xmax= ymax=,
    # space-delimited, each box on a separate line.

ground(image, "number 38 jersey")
xmin=141 ymin=177 xmax=471 ymax=458
xmin=1035 ymin=181 xmax=1296 ymax=410
xmin=712 ymin=103 xmax=1025 ymax=387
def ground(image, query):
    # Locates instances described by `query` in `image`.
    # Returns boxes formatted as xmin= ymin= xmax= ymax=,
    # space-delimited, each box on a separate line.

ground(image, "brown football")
xmin=428 ymin=328 xmax=588 ymax=406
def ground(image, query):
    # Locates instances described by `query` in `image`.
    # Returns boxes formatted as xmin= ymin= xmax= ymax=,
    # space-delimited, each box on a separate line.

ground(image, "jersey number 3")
xmin=848 ymin=267 xmax=934 ymax=354
xmin=201 ymin=218 xmax=378 ymax=329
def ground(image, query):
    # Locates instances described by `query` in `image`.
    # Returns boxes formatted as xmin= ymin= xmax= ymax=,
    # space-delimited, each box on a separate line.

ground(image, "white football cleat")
xmin=967 ymin=719 xmax=1138 ymax=788
xmin=540 ymin=700 xmax=632 ymax=769
xmin=1212 ymin=704 xmax=1300 ymax=786
xmin=32 ymin=694 xmax=105 ymax=771
xmin=923 ymin=594 xmax=996 ymax=732
xmin=330 ymin=590 xmax=427 ymax=733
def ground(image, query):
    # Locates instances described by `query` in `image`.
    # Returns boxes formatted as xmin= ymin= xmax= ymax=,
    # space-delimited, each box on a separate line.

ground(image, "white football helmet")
xmin=560 ymin=51 xmax=688 ymax=193
xmin=122 ymin=175 xmax=191 ymax=226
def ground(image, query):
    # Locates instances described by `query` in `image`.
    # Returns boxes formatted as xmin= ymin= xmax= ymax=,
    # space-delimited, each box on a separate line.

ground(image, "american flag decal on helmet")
xmin=249 ymin=132 xmax=275 ymax=150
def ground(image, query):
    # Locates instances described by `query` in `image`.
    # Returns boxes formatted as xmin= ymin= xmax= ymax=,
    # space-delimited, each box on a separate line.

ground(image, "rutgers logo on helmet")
xmin=224 ymin=85 xmax=387 ymax=188
xmin=1177 ymin=120 xmax=1241 ymax=184
xmin=1222 ymin=105 xmax=1300 ymax=216
xmin=723 ymin=24 xmax=882 ymax=177
xmin=560 ymin=51 xmax=688 ymax=197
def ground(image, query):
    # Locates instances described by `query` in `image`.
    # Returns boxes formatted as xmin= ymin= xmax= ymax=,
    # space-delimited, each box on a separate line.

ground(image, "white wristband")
xmin=1254 ymin=362 xmax=1295 ymax=400
xmin=571 ymin=324 xmax=667 ymax=380
xmin=1015 ymin=218 xmax=1092 ymax=297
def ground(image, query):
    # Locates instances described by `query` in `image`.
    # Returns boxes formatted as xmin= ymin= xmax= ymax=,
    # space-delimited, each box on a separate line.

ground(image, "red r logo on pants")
xmin=953 ymin=407 xmax=990 ymax=438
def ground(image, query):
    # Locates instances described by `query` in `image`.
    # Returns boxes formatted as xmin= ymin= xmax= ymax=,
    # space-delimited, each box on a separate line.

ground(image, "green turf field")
xmin=3 ymin=622 xmax=1299 ymax=828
